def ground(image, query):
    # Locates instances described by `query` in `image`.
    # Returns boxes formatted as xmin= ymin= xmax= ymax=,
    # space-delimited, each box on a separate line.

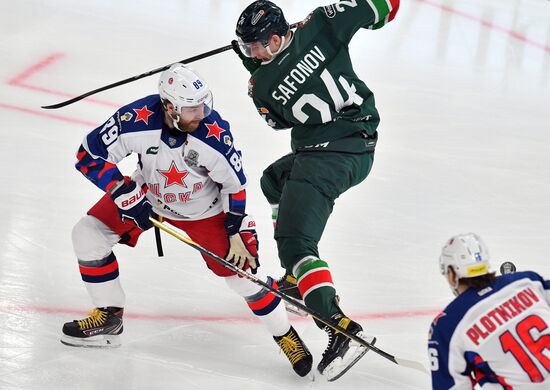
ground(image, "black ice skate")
xmin=317 ymin=314 xmax=376 ymax=381
xmin=277 ymin=274 xmax=307 ymax=317
xmin=61 ymin=307 xmax=123 ymax=348
xmin=274 ymin=326 xmax=313 ymax=377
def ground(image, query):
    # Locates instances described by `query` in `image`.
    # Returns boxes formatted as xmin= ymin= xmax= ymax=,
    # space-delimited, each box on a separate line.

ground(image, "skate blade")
xmin=324 ymin=333 xmax=376 ymax=382
xmin=60 ymin=334 xmax=121 ymax=348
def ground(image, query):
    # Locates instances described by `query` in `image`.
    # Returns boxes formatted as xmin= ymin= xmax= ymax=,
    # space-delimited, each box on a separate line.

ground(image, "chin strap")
xmin=450 ymin=274 xmax=460 ymax=296
xmin=171 ymin=113 xmax=183 ymax=131
xmin=162 ymin=101 xmax=184 ymax=132
xmin=265 ymin=34 xmax=290 ymax=63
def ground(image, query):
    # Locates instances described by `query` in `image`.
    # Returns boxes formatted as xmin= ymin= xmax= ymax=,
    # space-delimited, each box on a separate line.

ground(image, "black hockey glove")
xmin=110 ymin=180 xmax=153 ymax=231
xmin=224 ymin=212 xmax=260 ymax=274
xmin=231 ymin=40 xmax=262 ymax=74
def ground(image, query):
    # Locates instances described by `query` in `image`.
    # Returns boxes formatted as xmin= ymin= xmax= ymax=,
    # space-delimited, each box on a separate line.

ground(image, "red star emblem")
xmin=133 ymin=105 xmax=154 ymax=125
xmin=157 ymin=161 xmax=189 ymax=188
xmin=205 ymin=121 xmax=226 ymax=141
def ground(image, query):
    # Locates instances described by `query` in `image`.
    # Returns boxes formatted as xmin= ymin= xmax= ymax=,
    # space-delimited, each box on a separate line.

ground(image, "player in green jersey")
xmin=233 ymin=0 xmax=399 ymax=381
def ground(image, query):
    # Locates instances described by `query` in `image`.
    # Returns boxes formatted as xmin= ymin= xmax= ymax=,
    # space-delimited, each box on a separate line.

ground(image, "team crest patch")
xmin=324 ymin=5 xmax=337 ymax=18
xmin=223 ymin=135 xmax=232 ymax=147
xmin=120 ymin=112 xmax=133 ymax=121
xmin=251 ymin=10 xmax=265 ymax=25
xmin=184 ymin=149 xmax=199 ymax=167
xmin=248 ymin=78 xmax=255 ymax=97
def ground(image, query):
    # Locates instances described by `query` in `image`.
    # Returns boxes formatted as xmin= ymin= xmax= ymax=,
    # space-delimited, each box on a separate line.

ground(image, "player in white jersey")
xmin=60 ymin=64 xmax=313 ymax=377
xmin=429 ymin=233 xmax=550 ymax=389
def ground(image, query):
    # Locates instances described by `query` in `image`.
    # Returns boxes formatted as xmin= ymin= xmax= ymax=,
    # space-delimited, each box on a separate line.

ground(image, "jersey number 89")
xmin=229 ymin=152 xmax=242 ymax=172
xmin=100 ymin=117 xmax=119 ymax=146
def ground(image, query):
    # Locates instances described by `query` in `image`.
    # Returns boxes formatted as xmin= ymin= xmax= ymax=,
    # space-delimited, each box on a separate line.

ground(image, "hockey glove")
xmin=110 ymin=180 xmax=153 ymax=231
xmin=231 ymin=40 xmax=262 ymax=74
xmin=224 ymin=212 xmax=260 ymax=274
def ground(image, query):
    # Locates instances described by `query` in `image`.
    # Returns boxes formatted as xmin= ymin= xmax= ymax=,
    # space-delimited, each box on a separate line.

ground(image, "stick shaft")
xmin=41 ymin=45 xmax=232 ymax=109
xmin=41 ymin=22 xmax=303 ymax=110
xmin=150 ymin=217 xmax=427 ymax=373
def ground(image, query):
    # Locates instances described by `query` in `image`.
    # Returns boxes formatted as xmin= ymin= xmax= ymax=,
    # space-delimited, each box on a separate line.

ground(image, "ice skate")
xmin=317 ymin=314 xmax=376 ymax=381
xmin=277 ymin=274 xmax=308 ymax=317
xmin=274 ymin=326 xmax=313 ymax=377
xmin=61 ymin=307 xmax=123 ymax=348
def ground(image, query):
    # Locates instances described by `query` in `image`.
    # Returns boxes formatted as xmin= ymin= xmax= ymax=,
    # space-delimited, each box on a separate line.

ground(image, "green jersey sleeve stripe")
xmin=366 ymin=0 xmax=392 ymax=24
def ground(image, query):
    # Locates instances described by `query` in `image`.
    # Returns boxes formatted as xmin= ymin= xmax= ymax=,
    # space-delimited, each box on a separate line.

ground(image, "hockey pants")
xmin=260 ymin=149 xmax=374 ymax=323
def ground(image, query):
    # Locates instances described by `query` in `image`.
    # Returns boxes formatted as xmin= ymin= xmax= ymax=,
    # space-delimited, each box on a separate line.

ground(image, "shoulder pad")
xmin=194 ymin=110 xmax=235 ymax=155
xmin=115 ymin=94 xmax=164 ymax=135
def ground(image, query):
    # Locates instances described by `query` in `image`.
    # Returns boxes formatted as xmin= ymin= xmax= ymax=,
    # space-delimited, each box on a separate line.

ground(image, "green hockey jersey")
xmin=247 ymin=0 xmax=399 ymax=150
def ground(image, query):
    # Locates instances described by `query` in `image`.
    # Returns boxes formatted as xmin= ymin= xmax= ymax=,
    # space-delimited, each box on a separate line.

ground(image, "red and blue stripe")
xmin=228 ymin=190 xmax=247 ymax=215
xmin=78 ymin=252 xmax=119 ymax=283
xmin=245 ymin=277 xmax=281 ymax=316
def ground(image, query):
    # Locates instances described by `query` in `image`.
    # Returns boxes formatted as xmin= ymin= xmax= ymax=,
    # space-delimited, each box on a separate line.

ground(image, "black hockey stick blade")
xmin=149 ymin=217 xmax=428 ymax=374
xmin=41 ymin=44 xmax=232 ymax=109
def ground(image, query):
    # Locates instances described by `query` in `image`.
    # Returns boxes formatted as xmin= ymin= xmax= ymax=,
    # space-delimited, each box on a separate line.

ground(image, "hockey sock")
xmin=293 ymin=256 xmax=339 ymax=329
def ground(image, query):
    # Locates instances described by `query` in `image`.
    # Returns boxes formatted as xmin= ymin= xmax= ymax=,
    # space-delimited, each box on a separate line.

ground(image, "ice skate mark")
xmin=418 ymin=0 xmax=550 ymax=54
xmin=0 ymin=102 xmax=97 ymax=126
xmin=7 ymin=53 xmax=119 ymax=107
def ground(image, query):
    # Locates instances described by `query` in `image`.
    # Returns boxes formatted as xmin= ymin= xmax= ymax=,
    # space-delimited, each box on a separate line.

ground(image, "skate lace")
xmin=322 ymin=316 xmax=350 ymax=357
xmin=322 ymin=328 xmax=336 ymax=357
xmin=276 ymin=332 xmax=307 ymax=364
xmin=77 ymin=309 xmax=107 ymax=330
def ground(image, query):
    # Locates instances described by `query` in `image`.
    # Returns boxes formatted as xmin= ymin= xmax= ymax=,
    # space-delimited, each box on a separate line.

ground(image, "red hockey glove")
xmin=110 ymin=180 xmax=153 ymax=231
xmin=224 ymin=212 xmax=260 ymax=274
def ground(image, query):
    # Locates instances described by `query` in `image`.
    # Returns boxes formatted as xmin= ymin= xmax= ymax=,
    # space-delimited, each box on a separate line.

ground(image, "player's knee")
xmin=224 ymin=271 xmax=266 ymax=297
xmin=260 ymin=171 xmax=281 ymax=205
xmin=276 ymin=236 xmax=318 ymax=274
xmin=72 ymin=216 xmax=116 ymax=261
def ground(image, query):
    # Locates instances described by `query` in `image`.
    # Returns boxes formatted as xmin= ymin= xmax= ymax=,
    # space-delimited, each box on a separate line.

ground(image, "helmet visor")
xmin=179 ymin=91 xmax=213 ymax=120
xmin=237 ymin=37 xmax=269 ymax=58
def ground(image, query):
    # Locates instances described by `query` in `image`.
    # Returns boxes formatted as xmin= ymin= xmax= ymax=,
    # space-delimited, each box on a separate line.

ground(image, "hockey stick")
xmin=41 ymin=23 xmax=301 ymax=110
xmin=150 ymin=217 xmax=428 ymax=374
xmin=41 ymin=45 xmax=232 ymax=109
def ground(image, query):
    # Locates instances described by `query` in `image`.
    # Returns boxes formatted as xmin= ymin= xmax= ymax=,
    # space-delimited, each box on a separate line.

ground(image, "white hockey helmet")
xmin=158 ymin=63 xmax=213 ymax=119
xmin=439 ymin=233 xmax=491 ymax=279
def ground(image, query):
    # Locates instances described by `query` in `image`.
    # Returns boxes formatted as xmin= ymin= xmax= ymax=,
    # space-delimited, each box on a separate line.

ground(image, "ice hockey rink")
xmin=1 ymin=0 xmax=549 ymax=389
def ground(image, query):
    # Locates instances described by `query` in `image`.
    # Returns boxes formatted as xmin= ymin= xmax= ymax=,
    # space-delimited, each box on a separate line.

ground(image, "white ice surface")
xmin=1 ymin=0 xmax=549 ymax=389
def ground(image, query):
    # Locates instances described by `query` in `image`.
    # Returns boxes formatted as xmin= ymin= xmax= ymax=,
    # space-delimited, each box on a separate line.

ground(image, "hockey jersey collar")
xmin=160 ymin=125 xmax=188 ymax=149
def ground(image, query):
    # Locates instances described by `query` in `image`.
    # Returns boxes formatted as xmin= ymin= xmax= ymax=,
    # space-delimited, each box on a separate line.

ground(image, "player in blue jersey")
xmin=429 ymin=233 xmax=550 ymax=389
xmin=60 ymin=64 xmax=313 ymax=377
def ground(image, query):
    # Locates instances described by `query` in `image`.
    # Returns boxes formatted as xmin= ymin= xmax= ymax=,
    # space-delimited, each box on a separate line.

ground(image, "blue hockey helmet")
xmin=236 ymin=1 xmax=289 ymax=48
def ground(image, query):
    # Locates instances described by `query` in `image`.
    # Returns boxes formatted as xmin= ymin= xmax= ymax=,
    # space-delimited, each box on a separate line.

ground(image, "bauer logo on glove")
xmin=110 ymin=180 xmax=153 ymax=231
xmin=119 ymin=187 xmax=146 ymax=209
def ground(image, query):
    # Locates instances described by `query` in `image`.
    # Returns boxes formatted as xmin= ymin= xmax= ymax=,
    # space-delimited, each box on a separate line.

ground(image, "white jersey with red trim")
xmin=429 ymin=271 xmax=550 ymax=389
xmin=79 ymin=94 xmax=247 ymax=221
